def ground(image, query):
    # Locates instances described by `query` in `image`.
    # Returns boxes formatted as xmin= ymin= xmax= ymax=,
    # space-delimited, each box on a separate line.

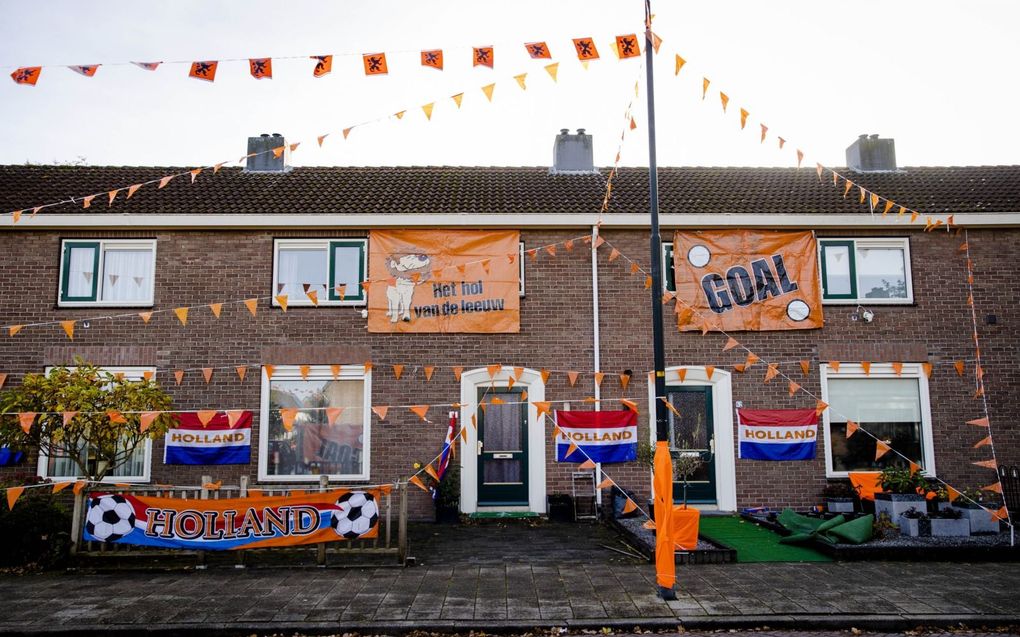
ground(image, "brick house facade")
xmin=1 ymin=154 xmax=1018 ymax=520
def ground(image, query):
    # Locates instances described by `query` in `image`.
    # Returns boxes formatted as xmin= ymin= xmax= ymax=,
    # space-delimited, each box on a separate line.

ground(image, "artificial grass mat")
xmin=698 ymin=515 xmax=833 ymax=563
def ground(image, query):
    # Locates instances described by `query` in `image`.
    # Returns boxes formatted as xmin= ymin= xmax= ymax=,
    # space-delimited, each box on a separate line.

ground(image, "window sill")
xmin=57 ymin=302 xmax=155 ymax=309
xmin=822 ymin=300 xmax=916 ymax=307
xmin=270 ymin=302 xmax=366 ymax=308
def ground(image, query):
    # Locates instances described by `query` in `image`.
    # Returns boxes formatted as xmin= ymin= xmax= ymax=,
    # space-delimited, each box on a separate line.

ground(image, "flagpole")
xmin=643 ymin=0 xmax=677 ymax=601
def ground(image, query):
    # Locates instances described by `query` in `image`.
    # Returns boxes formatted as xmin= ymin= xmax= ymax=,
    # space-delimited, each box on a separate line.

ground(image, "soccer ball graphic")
xmin=330 ymin=491 xmax=379 ymax=539
xmin=85 ymin=494 xmax=136 ymax=542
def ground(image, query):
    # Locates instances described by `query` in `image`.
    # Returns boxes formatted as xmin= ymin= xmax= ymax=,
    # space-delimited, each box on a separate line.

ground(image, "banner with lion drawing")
xmin=367 ymin=230 xmax=520 ymax=333
xmin=82 ymin=487 xmax=389 ymax=550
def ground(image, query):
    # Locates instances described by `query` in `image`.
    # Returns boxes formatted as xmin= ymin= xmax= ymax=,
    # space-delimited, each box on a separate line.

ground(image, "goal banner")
xmin=673 ymin=230 xmax=823 ymax=332
xmin=82 ymin=487 xmax=389 ymax=550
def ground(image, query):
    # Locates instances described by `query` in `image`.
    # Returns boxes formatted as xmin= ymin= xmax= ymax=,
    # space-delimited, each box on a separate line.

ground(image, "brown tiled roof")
xmin=1 ymin=164 xmax=1018 ymax=216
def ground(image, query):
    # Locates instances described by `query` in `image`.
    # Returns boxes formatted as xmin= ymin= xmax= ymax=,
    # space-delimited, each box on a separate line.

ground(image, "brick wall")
xmin=0 ymin=226 xmax=1016 ymax=518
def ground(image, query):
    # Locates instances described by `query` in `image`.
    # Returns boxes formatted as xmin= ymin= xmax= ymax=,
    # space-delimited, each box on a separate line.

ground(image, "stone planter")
xmin=899 ymin=516 xmax=930 ymax=537
xmin=875 ymin=492 xmax=926 ymax=522
xmin=929 ymin=518 xmax=971 ymax=537
xmin=954 ymin=504 xmax=1001 ymax=534
xmin=826 ymin=497 xmax=855 ymax=514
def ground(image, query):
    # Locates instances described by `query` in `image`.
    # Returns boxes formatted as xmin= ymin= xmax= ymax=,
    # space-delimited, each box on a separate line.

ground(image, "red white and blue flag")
xmin=555 ymin=410 xmax=637 ymax=463
xmin=163 ymin=411 xmax=252 ymax=465
xmin=432 ymin=413 xmax=457 ymax=500
xmin=738 ymin=408 xmax=817 ymax=461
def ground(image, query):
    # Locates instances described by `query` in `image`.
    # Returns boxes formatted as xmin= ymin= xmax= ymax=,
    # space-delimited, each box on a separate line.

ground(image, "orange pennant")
xmin=279 ymin=408 xmax=298 ymax=432
xmin=51 ymin=481 xmax=73 ymax=494
xmin=421 ymin=49 xmax=443 ymax=70
xmin=391 ymin=364 xmax=404 ymax=380
xmin=244 ymin=298 xmax=258 ymax=316
xmin=967 ymin=416 xmax=990 ymax=427
xmin=909 ymin=461 xmax=921 ymax=476
xmin=799 ymin=360 xmax=811 ymax=376
xmin=594 ymin=372 xmax=605 ymax=386
xmin=139 ymin=411 xmax=158 ymax=433
xmin=763 ymin=364 xmax=778 ymax=383
xmin=208 ymin=302 xmax=222 ymax=318
xmin=322 ymin=407 xmax=343 ymax=426
xmin=473 ymin=46 xmax=494 ymax=68
xmin=572 ymin=37 xmax=600 ymax=60
xmin=745 ymin=353 xmax=759 ymax=368
xmin=0 ymin=373 xmax=5 ymax=390
xmin=921 ymin=362 xmax=932 ymax=378
xmin=486 ymin=364 xmax=501 ymax=379
xmin=973 ymin=459 xmax=998 ymax=470
xmin=481 ymin=83 xmax=495 ymax=102
xmin=421 ymin=102 xmax=434 ymax=121
xmin=60 ymin=320 xmax=75 ymax=340
xmin=72 ymin=480 xmax=87 ymax=495
xmin=107 ymin=410 xmax=127 ymax=424
xmin=236 ymin=366 xmax=247 ymax=382
xmin=579 ymin=459 xmax=596 ymax=470
xmin=829 ymin=361 xmax=840 ymax=373
xmin=221 ymin=410 xmax=244 ymax=429
xmin=422 ymin=366 xmax=435 ymax=382
xmin=201 ymin=368 xmax=213 ymax=384
xmin=739 ymin=108 xmax=749 ymax=130
xmin=545 ymin=62 xmax=559 ymax=81
xmin=173 ymin=307 xmax=189 ymax=326
xmin=18 ymin=412 xmax=36 ymax=434
xmin=372 ymin=405 xmax=389 ymax=421
xmin=622 ymin=498 xmax=637 ymax=514
xmin=566 ymin=442 xmax=579 ymax=457
xmin=677 ymin=368 xmax=687 ymax=382
xmin=424 ymin=463 xmax=440 ymax=482
xmin=263 ymin=364 xmax=275 ymax=380
xmin=189 ymin=61 xmax=218 ymax=82
xmin=608 ymin=248 xmax=621 ymax=262
xmin=196 ymin=410 xmax=217 ymax=427
xmin=540 ymin=369 xmax=551 ymax=384
xmin=362 ymin=53 xmax=388 ymax=75
xmin=567 ymin=371 xmax=580 ymax=386
xmin=719 ymin=91 xmax=729 ymax=113
xmin=845 ymin=420 xmax=859 ymax=438
xmin=533 ymin=401 xmax=552 ymax=418
xmin=875 ymin=440 xmax=892 ymax=460
xmin=6 ymin=486 xmax=24 ymax=511
xmin=409 ymin=475 xmax=428 ymax=492
xmin=788 ymin=381 xmax=801 ymax=397
xmin=892 ymin=362 xmax=903 ymax=376
xmin=815 ymin=400 xmax=828 ymax=416
xmin=860 ymin=361 xmax=871 ymax=375
xmin=619 ymin=373 xmax=631 ymax=390
xmin=410 ymin=405 xmax=430 ymax=421
xmin=451 ymin=366 xmax=463 ymax=381
xmin=723 ymin=337 xmax=739 ymax=351
xmin=275 ymin=295 xmax=288 ymax=312
xmin=705 ymin=365 xmax=715 ymax=380
xmin=954 ymin=360 xmax=966 ymax=376
xmin=973 ymin=436 xmax=992 ymax=448
xmin=796 ymin=150 xmax=804 ymax=169
xmin=620 ymin=399 xmax=639 ymax=413
xmin=10 ymin=67 xmax=41 ymax=85
xmin=174 ymin=370 xmax=185 ymax=385
xmin=981 ymin=482 xmax=1003 ymax=494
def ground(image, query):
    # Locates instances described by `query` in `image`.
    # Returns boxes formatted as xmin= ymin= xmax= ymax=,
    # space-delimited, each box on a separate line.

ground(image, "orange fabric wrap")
xmin=671 ymin=506 xmax=701 ymax=551
xmin=653 ymin=440 xmax=676 ymax=589
xmin=849 ymin=472 xmax=883 ymax=501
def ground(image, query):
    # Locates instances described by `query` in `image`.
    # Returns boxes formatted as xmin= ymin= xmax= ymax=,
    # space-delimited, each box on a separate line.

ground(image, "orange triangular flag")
xmin=799 ymin=360 xmax=810 ymax=376
xmin=989 ymin=506 xmax=1008 ymax=521
xmin=486 ymin=364 xmax=501 ymax=379
xmin=597 ymin=478 xmax=613 ymax=490
xmin=107 ymin=410 xmax=127 ymax=424
xmin=324 ymin=407 xmax=343 ymax=426
xmin=860 ymin=361 xmax=871 ymax=375
xmin=196 ymin=410 xmax=217 ymax=427
xmin=60 ymin=320 xmax=75 ymax=340
xmin=620 ymin=373 xmax=631 ymax=390
xmin=675 ymin=54 xmax=686 ymax=75
xmin=967 ymin=417 xmax=990 ymax=427
xmin=409 ymin=475 xmax=428 ymax=492
xmin=788 ymin=381 xmax=801 ymax=397
xmin=815 ymin=400 xmax=828 ymax=416
xmin=392 ymin=364 xmax=404 ymax=380
xmin=107 ymin=189 xmax=120 ymax=206
xmin=845 ymin=420 xmax=859 ymax=438
xmin=608 ymin=248 xmax=621 ymax=262
xmin=173 ymin=307 xmax=189 ymax=326
xmin=719 ymin=91 xmax=729 ymax=113
xmin=594 ymin=372 xmax=605 ymax=386
xmin=421 ymin=102 xmax=435 ymax=120
xmin=567 ymin=371 xmax=580 ymax=386
xmin=566 ymin=442 xmax=578 ymax=457
xmin=982 ymin=482 xmax=1003 ymax=494
xmin=552 ymin=425 xmax=561 ymax=439
xmin=236 ymin=366 xmax=247 ymax=382
xmin=763 ymin=364 xmax=778 ymax=383
xmin=280 ymin=408 xmax=298 ymax=432
xmin=973 ymin=459 xmax=998 ymax=470
xmin=0 ymin=373 xmax=6 ymax=390
xmin=533 ymin=401 xmax=552 ymax=418
xmin=18 ymin=412 xmax=36 ymax=434
xmin=201 ymin=368 xmax=213 ymax=383
xmin=305 ymin=289 xmax=319 ymax=306
xmin=973 ymin=436 xmax=992 ymax=448
xmin=702 ymin=77 xmax=710 ymax=99
xmin=372 ymin=405 xmax=389 ymax=421
xmin=208 ymin=302 xmax=222 ymax=318
xmin=8 ymin=325 xmax=22 ymax=337
xmin=60 ymin=411 xmax=77 ymax=427
xmin=423 ymin=366 xmax=435 ymax=381
xmin=892 ymin=362 xmax=903 ymax=376
xmin=72 ymin=480 xmax=87 ymax=495
xmin=875 ymin=441 xmax=892 ymax=460
xmin=460 ymin=427 xmax=468 ymax=443
xmin=481 ymin=83 xmax=495 ymax=102
xmin=954 ymin=361 xmax=965 ymax=376
xmin=244 ymin=298 xmax=258 ymax=316
xmin=514 ymin=73 xmax=527 ymax=90
xmin=739 ymin=108 xmax=749 ymax=129
xmin=745 ymin=353 xmax=759 ymax=368
xmin=512 ymin=366 xmax=524 ymax=381
xmin=410 ymin=405 xmax=429 ymax=421
xmin=909 ymin=461 xmax=921 ymax=476
xmin=220 ymin=410 xmax=243 ymax=428
xmin=622 ymin=498 xmax=637 ymax=514
xmin=540 ymin=369 xmax=551 ymax=384
xmin=52 ymin=481 xmax=73 ymax=494
xmin=174 ymin=370 xmax=185 ymax=385
xmin=6 ymin=486 xmax=24 ymax=511
xmin=263 ymin=364 xmax=275 ymax=380
xmin=620 ymin=399 xmax=639 ymax=413
xmin=922 ymin=362 xmax=932 ymax=378
xmin=450 ymin=366 xmax=463 ymax=381
xmin=829 ymin=361 xmax=840 ymax=373
xmin=579 ymin=459 xmax=596 ymax=470
xmin=723 ymin=337 xmax=739 ymax=351
xmin=82 ymin=195 xmax=96 ymax=208
xmin=275 ymin=295 xmax=288 ymax=312
xmin=677 ymin=368 xmax=688 ymax=382
xmin=705 ymin=366 xmax=715 ymax=380
xmin=545 ymin=62 xmax=559 ymax=81
xmin=424 ymin=463 xmax=440 ymax=482
xmin=137 ymin=411 xmax=158 ymax=433
xmin=662 ymin=399 xmax=681 ymax=418
xmin=506 ymin=376 xmax=516 ymax=390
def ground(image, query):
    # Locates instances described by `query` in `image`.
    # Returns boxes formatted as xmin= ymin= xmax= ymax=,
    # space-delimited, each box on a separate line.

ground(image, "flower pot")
xmin=548 ymin=494 xmax=574 ymax=522
xmin=929 ymin=518 xmax=970 ymax=537
xmin=953 ymin=503 xmax=1001 ymax=534
xmin=898 ymin=516 xmax=930 ymax=537
xmin=826 ymin=497 xmax=855 ymax=514
xmin=875 ymin=492 xmax=926 ymax=522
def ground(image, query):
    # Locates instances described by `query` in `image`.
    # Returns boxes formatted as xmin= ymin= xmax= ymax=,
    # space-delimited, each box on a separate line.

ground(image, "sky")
xmin=1 ymin=1 xmax=1018 ymax=170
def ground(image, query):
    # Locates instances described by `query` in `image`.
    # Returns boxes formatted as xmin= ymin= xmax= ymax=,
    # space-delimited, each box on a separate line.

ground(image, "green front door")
xmin=665 ymin=385 xmax=716 ymax=504
xmin=476 ymin=388 xmax=529 ymax=506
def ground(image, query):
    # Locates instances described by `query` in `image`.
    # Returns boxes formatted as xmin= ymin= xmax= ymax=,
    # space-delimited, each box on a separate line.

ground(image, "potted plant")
xmin=547 ymin=494 xmax=574 ymax=522
xmin=953 ymin=488 xmax=1003 ymax=534
xmin=875 ymin=466 xmax=928 ymax=522
xmin=821 ymin=481 xmax=855 ymax=514
xmin=928 ymin=506 xmax=970 ymax=537
xmin=898 ymin=507 xmax=930 ymax=537
xmin=413 ymin=460 xmax=460 ymax=523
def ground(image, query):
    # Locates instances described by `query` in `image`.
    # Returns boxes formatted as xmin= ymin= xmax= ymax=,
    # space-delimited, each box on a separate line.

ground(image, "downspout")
xmin=591 ymin=224 xmax=602 ymax=507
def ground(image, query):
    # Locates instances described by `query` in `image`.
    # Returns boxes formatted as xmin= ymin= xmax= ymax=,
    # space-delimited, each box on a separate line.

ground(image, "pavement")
xmin=0 ymin=521 xmax=1018 ymax=636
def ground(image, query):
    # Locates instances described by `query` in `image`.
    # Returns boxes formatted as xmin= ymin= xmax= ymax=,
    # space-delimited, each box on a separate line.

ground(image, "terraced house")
xmin=1 ymin=131 xmax=1017 ymax=519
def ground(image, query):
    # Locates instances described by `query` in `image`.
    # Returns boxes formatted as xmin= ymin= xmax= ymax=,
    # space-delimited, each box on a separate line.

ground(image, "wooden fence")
xmin=71 ymin=475 xmax=408 ymax=565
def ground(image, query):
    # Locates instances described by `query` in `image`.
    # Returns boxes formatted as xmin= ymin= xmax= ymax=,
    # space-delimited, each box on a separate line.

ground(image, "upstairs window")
xmin=59 ymin=240 xmax=156 ymax=306
xmin=819 ymin=238 xmax=912 ymax=303
xmin=272 ymin=239 xmax=367 ymax=306
xmin=662 ymin=242 xmax=676 ymax=292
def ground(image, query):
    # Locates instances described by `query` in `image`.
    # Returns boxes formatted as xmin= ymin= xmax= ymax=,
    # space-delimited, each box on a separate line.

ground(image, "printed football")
xmin=331 ymin=491 xmax=379 ymax=539
xmin=84 ymin=494 xmax=136 ymax=542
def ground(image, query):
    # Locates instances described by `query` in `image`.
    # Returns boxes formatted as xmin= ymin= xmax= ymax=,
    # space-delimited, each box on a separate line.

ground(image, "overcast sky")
xmin=1 ymin=1 xmax=1017 ymax=170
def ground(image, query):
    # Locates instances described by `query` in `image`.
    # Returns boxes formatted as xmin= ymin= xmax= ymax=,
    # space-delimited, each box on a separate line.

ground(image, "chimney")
xmin=244 ymin=133 xmax=291 ymax=173
xmin=846 ymin=134 xmax=897 ymax=173
xmin=550 ymin=128 xmax=596 ymax=174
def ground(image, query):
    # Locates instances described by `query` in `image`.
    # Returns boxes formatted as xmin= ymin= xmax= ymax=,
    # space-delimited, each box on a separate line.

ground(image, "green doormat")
xmin=698 ymin=515 xmax=833 ymax=563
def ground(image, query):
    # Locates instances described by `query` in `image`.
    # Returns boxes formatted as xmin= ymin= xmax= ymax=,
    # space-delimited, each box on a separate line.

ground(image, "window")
xmin=258 ymin=365 xmax=371 ymax=481
xmin=662 ymin=242 xmax=676 ymax=292
xmin=37 ymin=366 xmax=153 ymax=482
xmin=59 ymin=240 xmax=156 ymax=306
xmin=272 ymin=239 xmax=367 ymax=306
xmin=819 ymin=238 xmax=912 ymax=303
xmin=820 ymin=363 xmax=934 ymax=477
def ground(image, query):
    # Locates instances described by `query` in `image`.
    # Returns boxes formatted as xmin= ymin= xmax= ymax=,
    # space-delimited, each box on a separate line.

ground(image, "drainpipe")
xmin=591 ymin=224 xmax=602 ymax=507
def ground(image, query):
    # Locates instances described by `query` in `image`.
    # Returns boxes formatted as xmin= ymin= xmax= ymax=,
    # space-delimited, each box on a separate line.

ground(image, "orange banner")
xmin=368 ymin=230 xmax=520 ymax=333
xmin=673 ymin=230 xmax=823 ymax=331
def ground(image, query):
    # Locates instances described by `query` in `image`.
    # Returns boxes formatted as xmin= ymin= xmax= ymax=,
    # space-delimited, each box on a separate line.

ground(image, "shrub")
xmin=0 ymin=488 xmax=72 ymax=569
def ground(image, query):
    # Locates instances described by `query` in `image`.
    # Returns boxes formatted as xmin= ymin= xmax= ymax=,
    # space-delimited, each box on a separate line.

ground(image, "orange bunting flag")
xmin=423 ymin=366 xmax=435 ymax=382
xmin=264 ymin=365 xmax=275 ymax=380
xmin=323 ymin=407 xmax=344 ymax=426
xmin=0 ymin=373 xmax=5 ymax=390
xmin=705 ymin=365 xmax=715 ymax=380
xmin=8 ymin=325 xmax=23 ymax=337
xmin=60 ymin=320 xmax=75 ymax=340
xmin=739 ymin=108 xmax=749 ymax=130
xmin=392 ymin=364 xmax=404 ymax=380
xmin=545 ymin=62 xmax=559 ymax=81
xmin=372 ymin=405 xmax=389 ymax=421
xmin=597 ymin=478 xmax=613 ymax=490
xmin=82 ymin=195 xmax=95 ymax=209
xmin=311 ymin=55 xmax=332 ymax=77
xmin=11 ymin=67 xmax=41 ymax=85
xmin=409 ymin=475 xmax=428 ymax=492
xmin=272 ymin=146 xmax=285 ymax=159
xmin=567 ymin=371 xmax=580 ymax=386
xmin=448 ymin=366 xmax=463 ymax=381
xmin=594 ymin=372 xmax=605 ymax=386
xmin=723 ymin=337 xmax=739 ymax=351
xmin=107 ymin=410 xmax=127 ymax=424
xmin=662 ymin=398 xmax=682 ymax=418
xmin=249 ymin=58 xmax=272 ymax=79
xmin=202 ymin=368 xmax=213 ymax=384
xmin=845 ymin=420 xmax=859 ymax=438
xmin=719 ymin=91 xmax=729 ymax=113
xmin=572 ymin=37 xmax=600 ymax=60
xmin=861 ymin=361 xmax=872 ymax=375
xmin=967 ymin=417 xmax=990 ymax=427
xmin=702 ymin=77 xmax=710 ymax=99
xmin=174 ymin=370 xmax=185 ymax=385
xmin=108 ymin=189 xmax=119 ymax=206
xmin=815 ymin=400 xmax=828 ymax=416
xmin=778 ymin=137 xmax=786 ymax=149
xmin=745 ymin=353 xmax=759 ymax=368
xmin=644 ymin=275 xmax=653 ymax=289
xmin=487 ymin=364 xmax=501 ymax=379
xmin=51 ymin=481 xmax=73 ymax=494
xmin=279 ymin=408 xmax=298 ymax=432
xmin=481 ymin=83 xmax=495 ymax=102
xmin=410 ymin=405 xmax=429 ymax=421
xmin=275 ymin=295 xmax=288 ymax=312
xmin=620 ymin=373 xmax=631 ymax=390
xmin=892 ymin=362 xmax=904 ymax=376
xmin=6 ymin=486 xmax=24 ymax=511
xmin=422 ymin=102 xmax=435 ymax=120
xmin=196 ymin=410 xmax=217 ymax=427
xmin=139 ymin=312 xmax=153 ymax=325
xmin=343 ymin=127 xmax=353 ymax=140
xmin=424 ymin=463 xmax=440 ymax=482
xmin=954 ymin=361 xmax=965 ymax=376
xmin=788 ymin=381 xmax=801 ymax=397
xmin=138 ymin=411 xmax=158 ymax=433
xmin=763 ymin=364 xmax=779 ymax=383
xmin=363 ymin=53 xmax=388 ymax=75
xmin=69 ymin=64 xmax=99 ymax=77
xmin=540 ymin=369 xmax=551 ymax=384
xmin=226 ymin=410 xmax=246 ymax=428
xmin=420 ymin=49 xmax=443 ymax=70
xmin=796 ymin=150 xmax=805 ymax=169
xmin=982 ymin=482 xmax=1003 ymax=494
xmin=921 ymin=362 xmax=932 ymax=378
xmin=579 ymin=459 xmax=596 ymax=470
xmin=514 ymin=73 xmax=527 ymax=90
xmin=973 ymin=459 xmax=998 ymax=470
xmin=675 ymin=54 xmax=686 ymax=75
xmin=473 ymin=46 xmax=494 ymax=68
xmin=973 ymin=436 xmax=992 ymax=448
xmin=72 ymin=480 xmax=87 ymax=495
xmin=298 ymin=365 xmax=310 ymax=380
xmin=512 ymin=366 xmax=524 ymax=381
xmin=317 ymin=134 xmax=329 ymax=147
xmin=816 ymin=163 xmax=824 ymax=181
xmin=305 ymin=289 xmax=318 ymax=306
xmin=160 ymin=177 xmax=174 ymax=192
xmin=622 ymin=498 xmax=637 ymax=514
xmin=859 ymin=188 xmax=867 ymax=205
xmin=208 ymin=302 xmax=222 ymax=318
xmin=829 ymin=361 xmax=840 ymax=373
xmin=189 ymin=61 xmax=218 ymax=82
xmin=677 ymin=368 xmax=688 ymax=382
xmin=173 ymin=307 xmax=189 ymax=326
xmin=909 ymin=461 xmax=921 ymax=476
xmin=565 ymin=442 xmax=579 ymax=458
xmin=18 ymin=412 xmax=35 ymax=434
xmin=533 ymin=401 xmax=552 ymax=418
xmin=608 ymin=248 xmax=621 ymax=262
xmin=620 ymin=399 xmax=639 ymax=413
xmin=843 ymin=180 xmax=853 ymax=198
xmin=552 ymin=425 xmax=561 ymax=438
xmin=616 ymin=34 xmax=640 ymax=58
xmin=875 ymin=440 xmax=892 ymax=460
xmin=733 ymin=364 xmax=746 ymax=373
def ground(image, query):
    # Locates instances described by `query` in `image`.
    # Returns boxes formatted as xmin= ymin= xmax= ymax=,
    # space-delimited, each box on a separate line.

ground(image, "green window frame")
xmin=328 ymin=240 xmax=367 ymax=302
xmin=60 ymin=241 xmax=101 ymax=302
xmin=819 ymin=240 xmax=858 ymax=300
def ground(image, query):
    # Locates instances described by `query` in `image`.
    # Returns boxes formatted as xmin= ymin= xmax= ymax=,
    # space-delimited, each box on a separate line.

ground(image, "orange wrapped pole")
xmin=653 ymin=441 xmax=676 ymax=590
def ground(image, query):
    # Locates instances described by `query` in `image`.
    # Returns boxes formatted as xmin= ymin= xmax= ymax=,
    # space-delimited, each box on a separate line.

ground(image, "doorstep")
xmin=469 ymin=511 xmax=541 ymax=519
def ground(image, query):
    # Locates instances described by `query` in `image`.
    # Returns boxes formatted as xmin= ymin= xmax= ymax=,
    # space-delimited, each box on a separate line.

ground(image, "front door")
xmin=476 ymin=388 xmax=528 ymax=506
xmin=665 ymin=386 xmax=716 ymax=503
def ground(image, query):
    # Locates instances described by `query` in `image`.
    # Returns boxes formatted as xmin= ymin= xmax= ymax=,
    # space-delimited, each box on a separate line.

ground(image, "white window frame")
xmin=37 ymin=366 xmax=154 ymax=483
xmin=257 ymin=364 xmax=372 ymax=483
xmin=271 ymin=238 xmax=368 ymax=307
xmin=661 ymin=241 xmax=675 ymax=292
xmin=819 ymin=362 xmax=935 ymax=478
xmin=57 ymin=239 xmax=157 ymax=307
xmin=818 ymin=237 xmax=913 ymax=305
xmin=519 ymin=241 xmax=525 ymax=297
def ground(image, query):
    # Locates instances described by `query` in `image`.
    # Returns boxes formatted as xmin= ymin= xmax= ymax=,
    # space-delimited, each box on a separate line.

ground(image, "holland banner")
xmin=555 ymin=410 xmax=637 ymax=463
xmin=164 ymin=411 xmax=252 ymax=465
xmin=737 ymin=408 xmax=817 ymax=461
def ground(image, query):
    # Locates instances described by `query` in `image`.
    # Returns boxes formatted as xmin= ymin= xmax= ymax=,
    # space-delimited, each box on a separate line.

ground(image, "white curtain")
xmin=277 ymin=248 xmax=327 ymax=299
xmin=823 ymin=245 xmax=852 ymax=295
xmin=66 ymin=246 xmax=96 ymax=297
xmin=101 ymin=249 xmax=153 ymax=302
xmin=827 ymin=377 xmax=921 ymax=424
